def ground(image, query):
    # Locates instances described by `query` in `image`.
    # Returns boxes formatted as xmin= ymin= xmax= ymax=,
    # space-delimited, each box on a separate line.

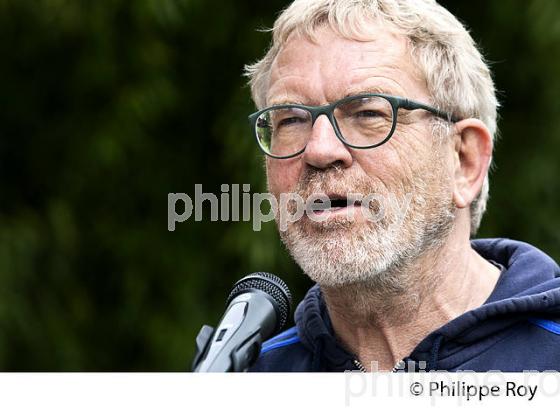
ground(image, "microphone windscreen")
xmin=226 ymin=272 xmax=292 ymax=331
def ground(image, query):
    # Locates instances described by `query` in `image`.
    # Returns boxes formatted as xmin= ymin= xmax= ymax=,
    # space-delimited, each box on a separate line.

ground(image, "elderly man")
xmin=245 ymin=0 xmax=560 ymax=371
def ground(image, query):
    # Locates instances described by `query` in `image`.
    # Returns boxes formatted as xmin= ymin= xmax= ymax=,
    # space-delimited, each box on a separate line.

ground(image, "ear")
xmin=451 ymin=119 xmax=493 ymax=209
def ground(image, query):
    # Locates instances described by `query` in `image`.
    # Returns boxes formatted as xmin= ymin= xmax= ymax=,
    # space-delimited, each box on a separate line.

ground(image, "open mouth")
xmin=309 ymin=194 xmax=362 ymax=215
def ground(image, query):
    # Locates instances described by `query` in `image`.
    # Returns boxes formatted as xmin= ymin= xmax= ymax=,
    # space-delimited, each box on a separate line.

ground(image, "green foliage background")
xmin=0 ymin=0 xmax=558 ymax=370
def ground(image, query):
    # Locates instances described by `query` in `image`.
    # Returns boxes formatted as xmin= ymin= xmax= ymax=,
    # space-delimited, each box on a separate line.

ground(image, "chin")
xmin=280 ymin=219 xmax=407 ymax=288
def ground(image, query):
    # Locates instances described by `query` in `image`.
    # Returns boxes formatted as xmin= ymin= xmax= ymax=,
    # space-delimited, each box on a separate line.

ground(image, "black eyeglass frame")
xmin=248 ymin=93 xmax=462 ymax=159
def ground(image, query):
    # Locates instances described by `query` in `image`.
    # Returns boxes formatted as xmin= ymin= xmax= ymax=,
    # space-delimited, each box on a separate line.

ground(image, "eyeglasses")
xmin=248 ymin=93 xmax=461 ymax=159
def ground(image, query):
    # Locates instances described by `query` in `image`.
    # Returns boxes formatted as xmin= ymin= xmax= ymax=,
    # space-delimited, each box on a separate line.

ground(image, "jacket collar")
xmin=293 ymin=238 xmax=560 ymax=371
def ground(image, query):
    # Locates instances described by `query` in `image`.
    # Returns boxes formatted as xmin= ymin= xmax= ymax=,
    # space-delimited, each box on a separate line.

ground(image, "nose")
xmin=302 ymin=114 xmax=353 ymax=169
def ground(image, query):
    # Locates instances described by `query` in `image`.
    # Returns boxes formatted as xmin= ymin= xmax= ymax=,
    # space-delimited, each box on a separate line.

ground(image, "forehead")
xmin=266 ymin=24 xmax=426 ymax=106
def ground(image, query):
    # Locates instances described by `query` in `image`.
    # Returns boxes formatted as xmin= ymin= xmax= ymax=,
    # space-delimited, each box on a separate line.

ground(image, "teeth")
xmin=310 ymin=201 xmax=332 ymax=211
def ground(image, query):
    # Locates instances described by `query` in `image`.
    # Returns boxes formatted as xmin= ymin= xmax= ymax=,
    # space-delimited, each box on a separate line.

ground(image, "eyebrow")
xmin=267 ymin=86 xmax=399 ymax=107
xmin=267 ymin=97 xmax=306 ymax=106
xmin=342 ymin=86 xmax=398 ymax=98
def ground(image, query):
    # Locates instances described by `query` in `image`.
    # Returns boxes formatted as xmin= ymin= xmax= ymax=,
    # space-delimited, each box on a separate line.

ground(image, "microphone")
xmin=192 ymin=272 xmax=292 ymax=372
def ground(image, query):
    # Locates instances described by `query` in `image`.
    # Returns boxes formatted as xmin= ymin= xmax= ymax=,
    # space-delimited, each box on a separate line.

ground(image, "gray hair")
xmin=245 ymin=0 xmax=499 ymax=235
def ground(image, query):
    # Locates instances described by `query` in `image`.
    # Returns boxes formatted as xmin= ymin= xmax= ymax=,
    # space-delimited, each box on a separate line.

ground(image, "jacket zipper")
xmin=353 ymin=359 xmax=367 ymax=372
xmin=353 ymin=358 xmax=405 ymax=372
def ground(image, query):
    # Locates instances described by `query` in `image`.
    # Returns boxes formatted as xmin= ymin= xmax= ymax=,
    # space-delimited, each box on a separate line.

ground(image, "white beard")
xmin=276 ymin=156 xmax=456 ymax=290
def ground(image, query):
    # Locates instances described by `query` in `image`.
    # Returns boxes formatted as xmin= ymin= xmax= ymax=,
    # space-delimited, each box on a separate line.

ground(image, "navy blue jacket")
xmin=250 ymin=238 xmax=560 ymax=372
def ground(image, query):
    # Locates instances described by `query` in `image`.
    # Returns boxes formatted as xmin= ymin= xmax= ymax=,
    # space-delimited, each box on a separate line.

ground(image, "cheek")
xmin=353 ymin=144 xmax=412 ymax=188
xmin=354 ymin=127 xmax=444 ymax=187
xmin=266 ymin=157 xmax=303 ymax=195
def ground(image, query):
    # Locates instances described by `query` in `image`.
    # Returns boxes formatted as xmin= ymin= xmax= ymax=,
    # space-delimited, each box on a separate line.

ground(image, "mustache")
xmin=292 ymin=166 xmax=378 ymax=200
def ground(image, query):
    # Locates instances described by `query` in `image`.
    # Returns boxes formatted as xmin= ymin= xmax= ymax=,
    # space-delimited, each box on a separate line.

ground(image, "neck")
xmin=321 ymin=226 xmax=500 ymax=371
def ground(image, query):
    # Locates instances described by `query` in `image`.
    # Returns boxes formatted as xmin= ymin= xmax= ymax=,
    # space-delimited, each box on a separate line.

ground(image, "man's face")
xmin=265 ymin=25 xmax=456 ymax=288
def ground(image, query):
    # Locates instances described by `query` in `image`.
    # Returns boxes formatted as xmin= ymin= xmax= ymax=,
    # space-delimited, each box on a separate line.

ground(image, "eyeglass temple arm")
xmin=399 ymin=98 xmax=461 ymax=123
